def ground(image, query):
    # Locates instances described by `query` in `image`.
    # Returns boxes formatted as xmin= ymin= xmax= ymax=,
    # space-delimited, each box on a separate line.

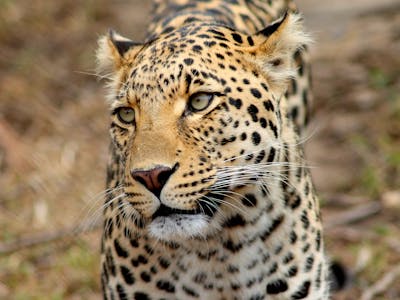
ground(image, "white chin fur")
xmin=148 ymin=214 xmax=209 ymax=241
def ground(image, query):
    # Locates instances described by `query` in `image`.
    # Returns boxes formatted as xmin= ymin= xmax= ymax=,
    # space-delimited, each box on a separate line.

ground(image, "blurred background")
xmin=0 ymin=0 xmax=399 ymax=299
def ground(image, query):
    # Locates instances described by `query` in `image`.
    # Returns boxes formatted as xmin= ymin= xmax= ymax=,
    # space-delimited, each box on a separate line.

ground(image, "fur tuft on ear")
xmin=249 ymin=13 xmax=312 ymax=95
xmin=96 ymin=30 xmax=142 ymax=76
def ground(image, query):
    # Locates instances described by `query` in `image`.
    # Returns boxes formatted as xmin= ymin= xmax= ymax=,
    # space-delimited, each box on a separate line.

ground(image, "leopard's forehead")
xmin=142 ymin=23 xmax=255 ymax=57
xmin=122 ymin=24 xmax=259 ymax=103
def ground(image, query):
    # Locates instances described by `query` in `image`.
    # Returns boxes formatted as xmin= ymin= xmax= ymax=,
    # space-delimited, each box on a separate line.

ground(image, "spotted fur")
xmin=96 ymin=1 xmax=329 ymax=299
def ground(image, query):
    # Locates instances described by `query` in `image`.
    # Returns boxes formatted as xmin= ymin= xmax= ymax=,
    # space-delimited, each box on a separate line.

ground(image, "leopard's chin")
xmin=148 ymin=214 xmax=211 ymax=241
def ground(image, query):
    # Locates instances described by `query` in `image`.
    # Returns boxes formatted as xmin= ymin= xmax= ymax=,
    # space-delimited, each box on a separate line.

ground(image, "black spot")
xmin=134 ymin=292 xmax=150 ymax=300
xmin=228 ymin=265 xmax=239 ymax=273
xmin=220 ymin=135 xmax=236 ymax=145
xmin=261 ymin=82 xmax=269 ymax=91
xmin=116 ymin=283 xmax=128 ymax=300
xmin=144 ymin=245 xmax=154 ymax=255
xmin=150 ymin=265 xmax=157 ymax=274
xmin=303 ymin=243 xmax=310 ymax=253
xmin=131 ymin=258 xmax=139 ymax=267
xmin=138 ymin=255 xmax=148 ymax=264
xmin=194 ymin=272 xmax=207 ymax=284
xmin=260 ymin=215 xmax=284 ymax=241
xmin=114 ymin=239 xmax=128 ymax=258
xmin=266 ymin=279 xmax=288 ymax=294
xmin=231 ymin=283 xmax=241 ymax=290
xmin=197 ymin=34 xmax=210 ymax=39
xmin=130 ymin=239 xmax=139 ymax=248
xmin=223 ymin=214 xmax=246 ymax=227
xmin=302 ymin=90 xmax=308 ymax=106
xmin=268 ymin=262 xmax=278 ymax=275
xmin=192 ymin=45 xmax=203 ymax=52
xmin=286 ymin=266 xmax=298 ymax=277
xmin=120 ymin=266 xmax=135 ymax=285
xmin=267 ymin=147 xmax=276 ymax=162
xmin=105 ymin=219 xmax=113 ymax=238
xmin=291 ymin=106 xmax=299 ymax=120
xmin=290 ymin=195 xmax=301 ymax=209
xmin=231 ymin=33 xmax=243 ymax=43
xmin=183 ymin=285 xmax=200 ymax=297
xmin=301 ymin=210 xmax=310 ymax=229
xmin=185 ymin=74 xmax=192 ymax=93
xmin=251 ymin=132 xmax=261 ymax=145
xmin=260 ymin=117 xmax=267 ymax=128
xmin=208 ymin=28 xmax=224 ymax=36
xmin=283 ymin=252 xmax=294 ymax=264
xmin=290 ymin=78 xmax=298 ymax=94
xmin=263 ymin=100 xmax=274 ymax=111
xmin=184 ymin=58 xmax=194 ymax=65
xmin=204 ymin=41 xmax=216 ymax=47
xmin=229 ymin=65 xmax=237 ymax=71
xmin=268 ymin=120 xmax=278 ymax=138
xmin=161 ymin=26 xmax=174 ymax=34
xmin=105 ymin=248 xmax=116 ymax=276
xmin=156 ymin=280 xmax=175 ymax=293
xmin=305 ymin=256 xmax=314 ymax=272
xmin=243 ymin=193 xmax=257 ymax=207
xmin=245 ymin=153 xmax=254 ymax=161
xmin=250 ymin=88 xmax=262 ymax=99
xmin=247 ymin=36 xmax=254 ymax=46
xmin=240 ymin=133 xmax=247 ymax=141
xmin=316 ymin=230 xmax=321 ymax=251
xmin=223 ymin=239 xmax=243 ymax=252
xmin=290 ymin=231 xmax=297 ymax=244
xmin=247 ymin=104 xmax=259 ymax=122
xmin=140 ymin=271 xmax=152 ymax=282
xmin=254 ymin=150 xmax=265 ymax=164
xmin=291 ymin=281 xmax=311 ymax=299
xmin=229 ymin=97 xmax=242 ymax=109
xmin=184 ymin=17 xmax=200 ymax=24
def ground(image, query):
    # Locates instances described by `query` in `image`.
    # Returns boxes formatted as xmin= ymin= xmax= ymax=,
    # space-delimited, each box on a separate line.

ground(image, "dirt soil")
xmin=0 ymin=1 xmax=399 ymax=299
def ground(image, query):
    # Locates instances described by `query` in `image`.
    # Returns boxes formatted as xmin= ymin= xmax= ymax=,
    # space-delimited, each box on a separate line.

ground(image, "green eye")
xmin=116 ymin=107 xmax=135 ymax=124
xmin=188 ymin=93 xmax=214 ymax=112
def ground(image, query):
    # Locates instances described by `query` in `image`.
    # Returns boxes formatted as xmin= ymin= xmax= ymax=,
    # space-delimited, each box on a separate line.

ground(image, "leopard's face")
xmin=98 ymin=15 xmax=308 ymax=242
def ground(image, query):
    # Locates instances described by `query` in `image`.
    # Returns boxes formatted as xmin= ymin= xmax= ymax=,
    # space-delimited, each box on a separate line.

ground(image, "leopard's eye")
xmin=116 ymin=107 xmax=135 ymax=124
xmin=188 ymin=92 xmax=214 ymax=112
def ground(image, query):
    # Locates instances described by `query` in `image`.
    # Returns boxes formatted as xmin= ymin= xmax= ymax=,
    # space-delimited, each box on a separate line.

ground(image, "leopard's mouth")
xmin=147 ymin=192 xmax=224 ymax=240
xmin=152 ymin=201 xmax=217 ymax=220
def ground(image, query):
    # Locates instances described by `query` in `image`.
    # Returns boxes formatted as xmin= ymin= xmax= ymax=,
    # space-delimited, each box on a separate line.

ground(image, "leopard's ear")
xmin=96 ymin=30 xmax=142 ymax=74
xmin=248 ymin=13 xmax=311 ymax=95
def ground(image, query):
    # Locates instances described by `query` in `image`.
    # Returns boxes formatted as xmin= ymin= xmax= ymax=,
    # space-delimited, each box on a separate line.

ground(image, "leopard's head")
xmin=97 ymin=13 xmax=310 ymax=242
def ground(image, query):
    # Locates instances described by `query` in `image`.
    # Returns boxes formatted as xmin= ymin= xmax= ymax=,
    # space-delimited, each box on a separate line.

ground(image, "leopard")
xmin=96 ymin=0 xmax=330 ymax=299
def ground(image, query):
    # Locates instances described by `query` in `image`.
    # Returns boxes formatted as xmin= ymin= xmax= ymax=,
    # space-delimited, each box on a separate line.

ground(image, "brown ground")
xmin=0 ymin=1 xmax=399 ymax=299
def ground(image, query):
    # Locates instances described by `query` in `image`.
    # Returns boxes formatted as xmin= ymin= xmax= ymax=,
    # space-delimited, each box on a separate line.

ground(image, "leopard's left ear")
xmin=247 ymin=13 xmax=312 ymax=95
xmin=96 ymin=30 xmax=143 ymax=75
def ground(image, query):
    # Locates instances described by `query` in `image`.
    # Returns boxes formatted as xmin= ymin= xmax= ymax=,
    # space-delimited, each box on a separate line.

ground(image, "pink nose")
xmin=131 ymin=166 xmax=174 ymax=198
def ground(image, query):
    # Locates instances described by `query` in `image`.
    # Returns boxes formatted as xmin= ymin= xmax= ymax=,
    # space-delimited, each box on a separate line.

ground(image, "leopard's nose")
xmin=131 ymin=165 xmax=176 ymax=198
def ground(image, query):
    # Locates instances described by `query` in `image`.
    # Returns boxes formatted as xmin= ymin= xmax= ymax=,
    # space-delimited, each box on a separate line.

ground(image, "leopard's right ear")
xmin=96 ymin=30 xmax=142 ymax=74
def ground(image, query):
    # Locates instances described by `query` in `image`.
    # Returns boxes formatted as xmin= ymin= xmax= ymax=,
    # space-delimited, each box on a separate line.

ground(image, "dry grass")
xmin=0 ymin=0 xmax=399 ymax=299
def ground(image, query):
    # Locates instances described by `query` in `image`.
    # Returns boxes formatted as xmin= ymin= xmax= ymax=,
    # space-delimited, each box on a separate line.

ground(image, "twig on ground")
xmin=361 ymin=264 xmax=400 ymax=300
xmin=324 ymin=194 xmax=370 ymax=207
xmin=327 ymin=226 xmax=376 ymax=242
xmin=0 ymin=218 xmax=102 ymax=255
xmin=324 ymin=201 xmax=382 ymax=229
